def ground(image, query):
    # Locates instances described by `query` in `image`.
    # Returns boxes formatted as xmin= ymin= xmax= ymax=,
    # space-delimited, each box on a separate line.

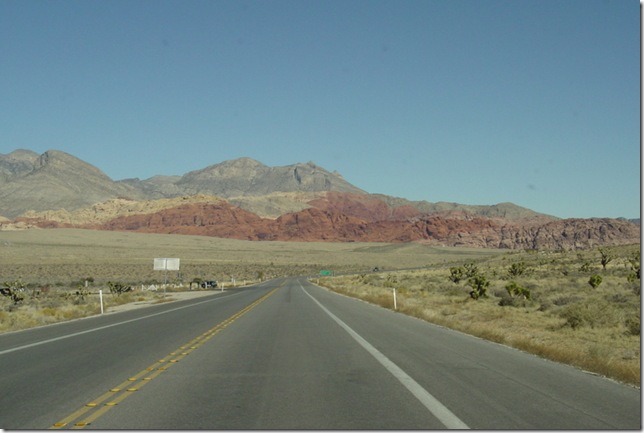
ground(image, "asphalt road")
xmin=0 ymin=277 xmax=640 ymax=429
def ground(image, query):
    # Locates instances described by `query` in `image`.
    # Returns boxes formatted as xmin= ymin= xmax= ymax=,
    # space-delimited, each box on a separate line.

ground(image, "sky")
xmin=1 ymin=0 xmax=640 ymax=219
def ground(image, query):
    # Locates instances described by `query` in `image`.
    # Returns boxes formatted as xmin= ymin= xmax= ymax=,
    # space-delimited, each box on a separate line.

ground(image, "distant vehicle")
xmin=200 ymin=280 xmax=218 ymax=288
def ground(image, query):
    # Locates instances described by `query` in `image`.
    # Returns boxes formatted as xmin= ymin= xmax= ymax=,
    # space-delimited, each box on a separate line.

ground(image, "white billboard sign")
xmin=154 ymin=258 xmax=180 ymax=271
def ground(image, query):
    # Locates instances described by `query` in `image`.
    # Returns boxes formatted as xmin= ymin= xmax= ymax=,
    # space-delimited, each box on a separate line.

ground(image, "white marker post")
xmin=99 ymin=289 xmax=104 ymax=314
xmin=393 ymin=288 xmax=397 ymax=310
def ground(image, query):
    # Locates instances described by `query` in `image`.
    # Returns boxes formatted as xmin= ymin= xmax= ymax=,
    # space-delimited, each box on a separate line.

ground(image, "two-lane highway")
xmin=0 ymin=277 xmax=640 ymax=429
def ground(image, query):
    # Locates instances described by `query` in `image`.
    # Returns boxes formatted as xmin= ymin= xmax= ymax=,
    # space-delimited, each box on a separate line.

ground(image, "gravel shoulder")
xmin=105 ymin=290 xmax=223 ymax=314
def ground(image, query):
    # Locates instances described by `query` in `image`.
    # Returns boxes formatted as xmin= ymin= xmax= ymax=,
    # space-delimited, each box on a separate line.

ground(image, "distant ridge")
xmin=0 ymin=149 xmax=639 ymax=249
xmin=0 ymin=149 xmax=547 ymax=220
xmin=0 ymin=151 xmax=364 ymax=218
xmin=0 ymin=150 xmax=144 ymax=217
xmin=173 ymin=158 xmax=365 ymax=197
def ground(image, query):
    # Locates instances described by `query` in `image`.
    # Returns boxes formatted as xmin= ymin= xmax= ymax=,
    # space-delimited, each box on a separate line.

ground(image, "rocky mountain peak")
xmin=0 ymin=149 xmax=638 ymax=250
xmin=0 ymin=150 xmax=365 ymax=217
xmin=0 ymin=150 xmax=143 ymax=218
xmin=175 ymin=158 xmax=364 ymax=197
xmin=226 ymin=157 xmax=266 ymax=168
xmin=34 ymin=150 xmax=111 ymax=179
xmin=3 ymin=149 xmax=39 ymax=161
xmin=0 ymin=149 xmax=39 ymax=181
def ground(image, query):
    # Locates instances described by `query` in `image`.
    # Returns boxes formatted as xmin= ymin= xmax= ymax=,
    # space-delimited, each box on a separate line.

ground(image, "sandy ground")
xmin=105 ymin=289 xmax=224 ymax=314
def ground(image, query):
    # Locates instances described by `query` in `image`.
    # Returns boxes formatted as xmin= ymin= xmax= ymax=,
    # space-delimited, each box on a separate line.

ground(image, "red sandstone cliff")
xmin=9 ymin=193 xmax=639 ymax=249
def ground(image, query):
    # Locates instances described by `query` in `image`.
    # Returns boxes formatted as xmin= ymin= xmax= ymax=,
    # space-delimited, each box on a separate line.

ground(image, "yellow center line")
xmin=50 ymin=286 xmax=281 ymax=429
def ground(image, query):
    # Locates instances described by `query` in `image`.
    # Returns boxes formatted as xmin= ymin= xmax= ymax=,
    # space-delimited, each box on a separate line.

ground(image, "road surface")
xmin=0 ymin=277 xmax=640 ymax=429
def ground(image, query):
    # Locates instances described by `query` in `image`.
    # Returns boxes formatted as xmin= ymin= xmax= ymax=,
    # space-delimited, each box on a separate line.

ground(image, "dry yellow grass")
xmin=0 ymin=286 xmax=207 ymax=333
xmin=317 ymin=245 xmax=640 ymax=386
xmin=0 ymin=229 xmax=639 ymax=387
xmin=0 ymin=228 xmax=501 ymax=285
xmin=0 ymin=228 xmax=501 ymax=333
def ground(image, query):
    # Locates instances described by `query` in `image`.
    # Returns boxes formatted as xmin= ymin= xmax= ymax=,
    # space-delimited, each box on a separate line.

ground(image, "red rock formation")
xmin=100 ymin=202 xmax=272 ymax=240
xmin=9 ymin=195 xmax=640 ymax=250
xmin=307 ymin=192 xmax=421 ymax=222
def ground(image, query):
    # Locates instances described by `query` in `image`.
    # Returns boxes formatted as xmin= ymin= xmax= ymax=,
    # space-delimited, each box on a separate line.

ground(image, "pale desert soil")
xmin=104 ymin=289 xmax=223 ymax=314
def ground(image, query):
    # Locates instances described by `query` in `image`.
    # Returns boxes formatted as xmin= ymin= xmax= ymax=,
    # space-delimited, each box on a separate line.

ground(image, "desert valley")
xmin=0 ymin=149 xmax=639 ymax=386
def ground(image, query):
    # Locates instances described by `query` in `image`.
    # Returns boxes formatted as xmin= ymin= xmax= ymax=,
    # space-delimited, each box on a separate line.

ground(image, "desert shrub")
xmin=41 ymin=307 xmax=57 ymax=317
xmin=395 ymin=286 xmax=409 ymax=295
xmin=624 ymin=316 xmax=640 ymax=336
xmin=588 ymin=274 xmax=603 ymax=289
xmin=560 ymin=304 xmax=588 ymax=329
xmin=505 ymin=281 xmax=531 ymax=300
xmin=537 ymin=299 xmax=552 ymax=312
xmin=498 ymin=294 xmax=523 ymax=307
xmin=440 ymin=284 xmax=466 ymax=297
xmin=606 ymin=293 xmax=630 ymax=304
xmin=383 ymin=275 xmax=398 ymax=288
xmin=559 ymin=300 xmax=619 ymax=329
xmin=38 ymin=298 xmax=63 ymax=309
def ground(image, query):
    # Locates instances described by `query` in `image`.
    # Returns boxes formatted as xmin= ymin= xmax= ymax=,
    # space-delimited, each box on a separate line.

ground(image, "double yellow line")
xmin=50 ymin=286 xmax=280 ymax=429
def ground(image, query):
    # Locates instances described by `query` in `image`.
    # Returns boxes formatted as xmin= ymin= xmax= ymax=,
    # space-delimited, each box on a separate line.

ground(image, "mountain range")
xmin=0 ymin=149 xmax=639 ymax=249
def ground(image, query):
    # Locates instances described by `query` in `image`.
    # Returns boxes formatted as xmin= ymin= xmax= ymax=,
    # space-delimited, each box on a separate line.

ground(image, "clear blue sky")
xmin=1 ymin=0 xmax=640 ymax=219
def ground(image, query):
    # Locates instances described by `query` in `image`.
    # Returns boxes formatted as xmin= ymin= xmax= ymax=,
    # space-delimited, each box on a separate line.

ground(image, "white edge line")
xmin=300 ymin=282 xmax=470 ymax=430
xmin=0 ymin=293 xmax=241 ymax=356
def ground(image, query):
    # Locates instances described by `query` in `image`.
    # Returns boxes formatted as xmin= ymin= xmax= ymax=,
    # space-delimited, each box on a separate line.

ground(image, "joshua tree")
xmin=467 ymin=274 xmax=489 ymax=300
xmin=627 ymin=250 xmax=640 ymax=283
xmin=449 ymin=266 xmax=465 ymax=284
xmin=598 ymin=248 xmax=613 ymax=271
xmin=508 ymin=261 xmax=528 ymax=277
xmin=0 ymin=279 xmax=26 ymax=305
xmin=505 ymin=281 xmax=531 ymax=300
xmin=107 ymin=281 xmax=131 ymax=296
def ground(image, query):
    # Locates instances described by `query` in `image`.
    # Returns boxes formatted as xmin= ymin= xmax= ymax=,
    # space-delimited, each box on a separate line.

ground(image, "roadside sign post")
xmin=154 ymin=258 xmax=180 ymax=297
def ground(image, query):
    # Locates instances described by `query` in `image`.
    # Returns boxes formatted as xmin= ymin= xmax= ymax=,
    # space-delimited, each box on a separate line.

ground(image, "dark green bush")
xmin=588 ymin=274 xmax=603 ymax=289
